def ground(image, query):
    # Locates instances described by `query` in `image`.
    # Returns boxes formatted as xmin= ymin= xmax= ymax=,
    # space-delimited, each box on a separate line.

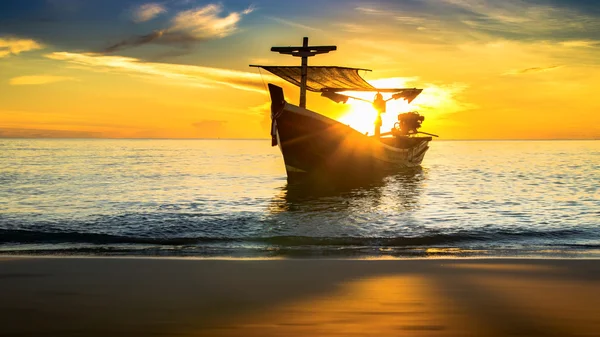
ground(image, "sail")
xmin=251 ymin=66 xmax=374 ymax=92
xmin=322 ymin=88 xmax=423 ymax=104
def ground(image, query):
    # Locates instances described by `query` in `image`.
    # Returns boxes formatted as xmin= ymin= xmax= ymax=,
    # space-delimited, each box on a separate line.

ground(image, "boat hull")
xmin=273 ymin=102 xmax=431 ymax=179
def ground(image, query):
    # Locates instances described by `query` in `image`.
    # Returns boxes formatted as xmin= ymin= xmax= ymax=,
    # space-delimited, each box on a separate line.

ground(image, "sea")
xmin=0 ymin=139 xmax=598 ymax=258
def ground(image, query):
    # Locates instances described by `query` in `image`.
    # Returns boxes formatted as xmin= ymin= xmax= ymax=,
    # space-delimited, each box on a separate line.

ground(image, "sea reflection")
xmin=250 ymin=169 xmax=426 ymax=256
xmin=263 ymin=168 xmax=428 ymax=239
xmin=270 ymin=168 xmax=427 ymax=213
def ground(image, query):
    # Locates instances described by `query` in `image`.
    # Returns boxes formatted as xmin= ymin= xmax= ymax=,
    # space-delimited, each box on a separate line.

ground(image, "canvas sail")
xmin=252 ymin=65 xmax=422 ymax=100
xmin=251 ymin=66 xmax=374 ymax=92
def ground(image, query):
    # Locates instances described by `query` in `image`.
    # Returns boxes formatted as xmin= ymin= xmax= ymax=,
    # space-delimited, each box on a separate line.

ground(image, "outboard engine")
xmin=393 ymin=111 xmax=425 ymax=136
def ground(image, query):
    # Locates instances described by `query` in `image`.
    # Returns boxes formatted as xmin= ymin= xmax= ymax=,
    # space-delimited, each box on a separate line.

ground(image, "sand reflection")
xmin=200 ymin=275 xmax=463 ymax=336
xmin=2 ymin=259 xmax=599 ymax=336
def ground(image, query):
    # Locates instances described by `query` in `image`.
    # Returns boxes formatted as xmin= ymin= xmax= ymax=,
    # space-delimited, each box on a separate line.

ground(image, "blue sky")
xmin=2 ymin=0 xmax=598 ymax=67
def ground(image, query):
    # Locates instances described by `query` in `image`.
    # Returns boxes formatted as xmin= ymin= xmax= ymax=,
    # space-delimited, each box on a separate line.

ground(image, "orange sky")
xmin=0 ymin=0 xmax=599 ymax=139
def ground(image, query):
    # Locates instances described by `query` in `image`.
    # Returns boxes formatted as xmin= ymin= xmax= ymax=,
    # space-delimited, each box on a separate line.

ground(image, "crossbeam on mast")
xmin=271 ymin=37 xmax=336 ymax=108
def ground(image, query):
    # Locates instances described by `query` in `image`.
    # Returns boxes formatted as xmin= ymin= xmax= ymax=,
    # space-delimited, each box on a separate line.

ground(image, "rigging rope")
xmin=257 ymin=68 xmax=269 ymax=94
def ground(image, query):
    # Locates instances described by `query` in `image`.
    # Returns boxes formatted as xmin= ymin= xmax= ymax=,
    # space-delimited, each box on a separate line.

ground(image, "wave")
xmin=0 ymin=228 xmax=593 ymax=247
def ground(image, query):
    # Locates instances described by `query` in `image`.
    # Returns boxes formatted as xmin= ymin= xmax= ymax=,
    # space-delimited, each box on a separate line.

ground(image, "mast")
xmin=271 ymin=37 xmax=336 ymax=108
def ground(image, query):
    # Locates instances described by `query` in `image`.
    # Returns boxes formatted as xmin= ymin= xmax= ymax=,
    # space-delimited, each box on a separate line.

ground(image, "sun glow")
xmin=337 ymin=77 xmax=431 ymax=135
xmin=338 ymin=92 xmax=414 ymax=135
xmin=338 ymin=100 xmax=377 ymax=135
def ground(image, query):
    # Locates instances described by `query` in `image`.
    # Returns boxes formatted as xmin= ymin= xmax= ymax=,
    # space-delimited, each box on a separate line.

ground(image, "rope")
xmin=258 ymin=68 xmax=269 ymax=94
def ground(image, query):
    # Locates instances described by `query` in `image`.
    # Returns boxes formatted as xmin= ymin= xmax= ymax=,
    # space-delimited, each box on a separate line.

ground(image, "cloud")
xmin=104 ymin=30 xmax=168 ymax=53
xmin=356 ymin=6 xmax=427 ymax=25
xmin=437 ymin=0 xmax=600 ymax=38
xmin=334 ymin=23 xmax=371 ymax=34
xmin=105 ymin=3 xmax=254 ymax=52
xmin=504 ymin=65 xmax=563 ymax=76
xmin=350 ymin=0 xmax=600 ymax=46
xmin=268 ymin=16 xmax=321 ymax=31
xmin=0 ymin=37 xmax=44 ymax=58
xmin=9 ymin=75 xmax=76 ymax=85
xmin=170 ymin=4 xmax=243 ymax=38
xmin=355 ymin=7 xmax=388 ymax=15
xmin=45 ymin=51 xmax=277 ymax=93
xmin=242 ymin=4 xmax=256 ymax=15
xmin=560 ymin=40 xmax=599 ymax=48
xmin=132 ymin=3 xmax=167 ymax=23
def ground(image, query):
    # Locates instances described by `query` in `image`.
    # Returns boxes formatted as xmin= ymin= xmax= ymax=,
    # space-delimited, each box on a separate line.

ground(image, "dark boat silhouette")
xmin=251 ymin=38 xmax=437 ymax=180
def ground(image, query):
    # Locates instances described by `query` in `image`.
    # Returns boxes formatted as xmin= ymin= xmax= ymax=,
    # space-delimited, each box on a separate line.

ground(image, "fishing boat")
xmin=251 ymin=38 xmax=437 ymax=180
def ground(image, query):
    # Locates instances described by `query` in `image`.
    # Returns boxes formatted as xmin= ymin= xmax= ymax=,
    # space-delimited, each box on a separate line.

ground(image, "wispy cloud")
xmin=351 ymin=0 xmax=600 ymax=45
xmin=356 ymin=6 xmax=426 ymax=25
xmin=242 ymin=4 xmax=256 ymax=15
xmin=9 ymin=75 xmax=76 ymax=85
xmin=132 ymin=3 xmax=167 ymax=23
xmin=355 ymin=7 xmax=388 ymax=15
xmin=437 ymin=0 xmax=599 ymax=38
xmin=394 ymin=16 xmax=428 ymax=25
xmin=0 ymin=37 xmax=44 ymax=58
xmin=504 ymin=65 xmax=563 ymax=76
xmin=45 ymin=51 xmax=277 ymax=93
xmin=268 ymin=16 xmax=321 ymax=31
xmin=334 ymin=23 xmax=371 ymax=34
xmin=170 ymin=3 xmax=247 ymax=38
xmin=105 ymin=3 xmax=254 ymax=52
xmin=104 ymin=31 xmax=167 ymax=53
xmin=560 ymin=40 xmax=599 ymax=48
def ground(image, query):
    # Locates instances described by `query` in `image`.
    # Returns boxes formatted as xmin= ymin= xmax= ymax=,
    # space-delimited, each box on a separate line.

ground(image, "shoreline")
xmin=2 ymin=257 xmax=599 ymax=336
xmin=2 ymin=254 xmax=600 ymax=260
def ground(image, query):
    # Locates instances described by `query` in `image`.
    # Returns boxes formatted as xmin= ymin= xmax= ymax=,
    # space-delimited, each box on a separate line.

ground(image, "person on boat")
xmin=373 ymin=92 xmax=385 ymax=138
xmin=373 ymin=92 xmax=386 ymax=113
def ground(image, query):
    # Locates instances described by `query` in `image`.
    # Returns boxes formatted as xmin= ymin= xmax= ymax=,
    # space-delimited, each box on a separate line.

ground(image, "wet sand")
xmin=0 ymin=257 xmax=599 ymax=336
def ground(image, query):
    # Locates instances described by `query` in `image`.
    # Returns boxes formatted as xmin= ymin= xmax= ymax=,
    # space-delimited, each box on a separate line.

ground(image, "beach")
xmin=1 ymin=257 xmax=599 ymax=336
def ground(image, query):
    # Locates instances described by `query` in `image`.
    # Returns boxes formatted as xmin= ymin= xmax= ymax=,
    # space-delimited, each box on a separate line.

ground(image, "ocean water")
xmin=0 ymin=139 xmax=598 ymax=258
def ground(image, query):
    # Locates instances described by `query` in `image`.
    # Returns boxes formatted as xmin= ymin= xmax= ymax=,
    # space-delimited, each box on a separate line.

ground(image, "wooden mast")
xmin=271 ymin=37 xmax=336 ymax=108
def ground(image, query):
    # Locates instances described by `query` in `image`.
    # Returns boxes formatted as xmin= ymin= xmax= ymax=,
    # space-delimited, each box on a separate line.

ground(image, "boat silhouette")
xmin=251 ymin=37 xmax=437 ymax=180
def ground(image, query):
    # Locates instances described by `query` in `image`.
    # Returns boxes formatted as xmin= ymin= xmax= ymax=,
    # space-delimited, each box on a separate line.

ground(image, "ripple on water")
xmin=0 ymin=139 xmax=599 ymax=257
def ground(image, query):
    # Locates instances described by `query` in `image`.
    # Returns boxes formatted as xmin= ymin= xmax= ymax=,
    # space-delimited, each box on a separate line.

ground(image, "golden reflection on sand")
xmin=186 ymin=261 xmax=599 ymax=337
xmin=2 ymin=259 xmax=599 ymax=337
xmin=197 ymin=275 xmax=477 ymax=336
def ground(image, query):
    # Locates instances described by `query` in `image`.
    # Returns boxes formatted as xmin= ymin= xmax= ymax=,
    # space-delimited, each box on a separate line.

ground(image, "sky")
xmin=0 ymin=0 xmax=598 ymax=139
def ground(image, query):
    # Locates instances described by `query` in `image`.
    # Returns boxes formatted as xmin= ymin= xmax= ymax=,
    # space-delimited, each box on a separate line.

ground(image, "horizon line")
xmin=0 ymin=137 xmax=598 ymax=141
